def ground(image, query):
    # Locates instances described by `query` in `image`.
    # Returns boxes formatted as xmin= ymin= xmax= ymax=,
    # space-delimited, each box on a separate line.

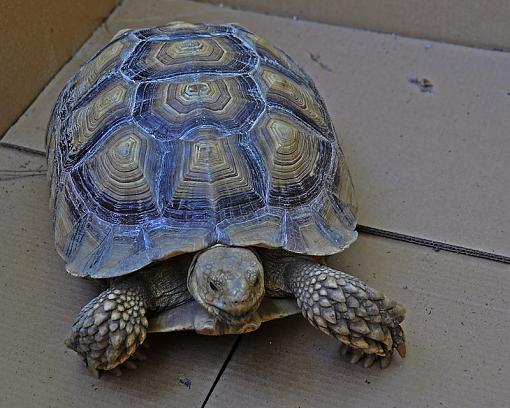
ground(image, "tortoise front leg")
xmin=65 ymin=278 xmax=149 ymax=376
xmin=260 ymin=250 xmax=406 ymax=368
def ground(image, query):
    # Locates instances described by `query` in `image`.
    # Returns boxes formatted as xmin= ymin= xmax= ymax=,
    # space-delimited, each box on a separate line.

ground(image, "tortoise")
xmin=46 ymin=21 xmax=406 ymax=376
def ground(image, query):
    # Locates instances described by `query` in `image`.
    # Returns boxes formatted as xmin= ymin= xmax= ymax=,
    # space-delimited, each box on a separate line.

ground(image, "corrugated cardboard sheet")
xmin=197 ymin=0 xmax=510 ymax=51
xmin=1 ymin=1 xmax=509 ymax=407
xmin=0 ymin=0 xmax=119 ymax=137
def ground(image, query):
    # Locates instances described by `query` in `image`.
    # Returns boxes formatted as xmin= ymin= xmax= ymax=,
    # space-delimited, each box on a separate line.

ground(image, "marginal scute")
xmin=47 ymin=22 xmax=358 ymax=278
xmin=144 ymin=218 xmax=213 ymax=262
xmin=331 ymin=154 xmax=358 ymax=227
xmin=219 ymin=210 xmax=285 ymax=249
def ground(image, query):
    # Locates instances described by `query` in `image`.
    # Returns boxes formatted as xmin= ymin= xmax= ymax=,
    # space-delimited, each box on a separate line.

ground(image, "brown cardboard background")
xmin=4 ymin=0 xmax=510 ymax=256
xmin=1 ymin=1 xmax=509 ymax=407
xmin=0 ymin=0 xmax=119 ymax=137
xmin=197 ymin=0 xmax=510 ymax=51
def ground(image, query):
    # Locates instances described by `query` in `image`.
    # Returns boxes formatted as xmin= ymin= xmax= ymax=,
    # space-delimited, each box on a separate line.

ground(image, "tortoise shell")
xmin=47 ymin=22 xmax=358 ymax=279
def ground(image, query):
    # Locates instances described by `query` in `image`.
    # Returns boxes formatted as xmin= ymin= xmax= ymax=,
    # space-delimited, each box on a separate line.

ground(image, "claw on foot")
xmin=362 ymin=354 xmax=376 ymax=368
xmin=396 ymin=342 xmax=406 ymax=358
xmin=379 ymin=353 xmax=393 ymax=369
xmin=94 ymin=353 xmax=145 ymax=377
xmin=339 ymin=344 xmax=395 ymax=369
xmin=350 ymin=350 xmax=363 ymax=364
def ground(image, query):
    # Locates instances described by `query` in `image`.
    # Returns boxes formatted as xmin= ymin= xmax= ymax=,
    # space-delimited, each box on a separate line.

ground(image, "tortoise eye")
xmin=209 ymin=281 xmax=218 ymax=292
xmin=254 ymin=276 xmax=260 ymax=286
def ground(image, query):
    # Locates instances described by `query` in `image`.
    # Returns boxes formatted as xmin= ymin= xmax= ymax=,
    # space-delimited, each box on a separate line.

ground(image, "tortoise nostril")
xmin=232 ymin=296 xmax=249 ymax=305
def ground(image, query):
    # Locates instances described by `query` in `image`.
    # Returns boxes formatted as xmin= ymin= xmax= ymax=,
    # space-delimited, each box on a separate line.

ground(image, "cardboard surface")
xmin=0 ymin=0 xmax=119 ymax=137
xmin=1 ymin=2 xmax=509 ymax=406
xmin=196 ymin=0 xmax=510 ymax=51
xmin=3 ymin=0 xmax=510 ymax=256
xmin=207 ymin=235 xmax=510 ymax=408
xmin=1 ymin=24 xmax=113 ymax=154
xmin=0 ymin=146 xmax=237 ymax=407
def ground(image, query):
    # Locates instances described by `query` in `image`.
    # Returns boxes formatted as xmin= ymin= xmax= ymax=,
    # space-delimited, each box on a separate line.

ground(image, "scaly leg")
xmin=65 ymin=280 xmax=149 ymax=376
xmin=260 ymin=250 xmax=406 ymax=368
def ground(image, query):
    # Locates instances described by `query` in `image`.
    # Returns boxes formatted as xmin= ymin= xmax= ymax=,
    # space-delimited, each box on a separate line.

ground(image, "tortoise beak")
xmin=204 ymin=296 xmax=263 ymax=326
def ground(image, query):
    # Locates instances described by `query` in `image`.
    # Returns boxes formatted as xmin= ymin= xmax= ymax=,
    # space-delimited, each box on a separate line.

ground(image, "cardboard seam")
xmin=0 ymin=142 xmax=46 ymax=157
xmin=357 ymin=224 xmax=510 ymax=265
xmin=201 ymin=335 xmax=243 ymax=407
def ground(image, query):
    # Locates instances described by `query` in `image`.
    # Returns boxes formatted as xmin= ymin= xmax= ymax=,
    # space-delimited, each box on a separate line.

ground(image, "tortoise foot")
xmin=65 ymin=286 xmax=149 ymax=373
xmin=89 ymin=344 xmax=151 ymax=377
xmin=339 ymin=344 xmax=397 ymax=369
xmin=287 ymin=259 xmax=406 ymax=363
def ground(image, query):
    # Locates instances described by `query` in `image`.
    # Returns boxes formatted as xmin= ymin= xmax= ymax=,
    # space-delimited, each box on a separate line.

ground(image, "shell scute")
xmin=250 ymin=108 xmax=333 ymax=208
xmin=70 ymin=123 xmax=161 ymax=225
xmin=122 ymin=32 xmax=258 ymax=81
xmin=260 ymin=65 xmax=333 ymax=140
xmin=160 ymin=133 xmax=266 ymax=225
xmin=62 ymin=77 xmax=134 ymax=170
xmin=133 ymin=75 xmax=265 ymax=140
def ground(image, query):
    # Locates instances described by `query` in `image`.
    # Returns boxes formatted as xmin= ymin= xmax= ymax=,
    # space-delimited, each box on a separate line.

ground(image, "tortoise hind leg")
xmin=65 ymin=280 xmax=149 ymax=375
xmin=260 ymin=250 xmax=406 ymax=368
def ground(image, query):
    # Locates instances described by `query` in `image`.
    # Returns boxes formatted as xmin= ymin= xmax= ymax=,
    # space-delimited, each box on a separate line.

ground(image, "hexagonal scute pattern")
xmin=122 ymin=30 xmax=258 ymax=81
xmin=160 ymin=131 xmax=266 ymax=224
xmin=134 ymin=75 xmax=264 ymax=140
xmin=72 ymin=123 xmax=160 ymax=224
xmin=251 ymin=109 xmax=334 ymax=208
xmin=47 ymin=22 xmax=358 ymax=278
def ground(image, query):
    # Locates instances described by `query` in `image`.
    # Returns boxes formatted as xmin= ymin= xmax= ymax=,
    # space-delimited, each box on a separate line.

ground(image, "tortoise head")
xmin=187 ymin=246 xmax=265 ymax=325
